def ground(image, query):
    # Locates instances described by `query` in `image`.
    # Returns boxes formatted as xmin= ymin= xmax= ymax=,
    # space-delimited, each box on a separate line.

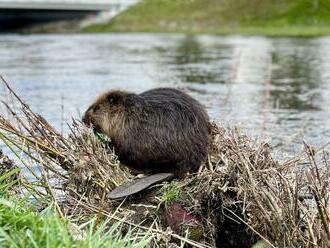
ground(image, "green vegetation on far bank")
xmin=84 ymin=0 xmax=330 ymax=37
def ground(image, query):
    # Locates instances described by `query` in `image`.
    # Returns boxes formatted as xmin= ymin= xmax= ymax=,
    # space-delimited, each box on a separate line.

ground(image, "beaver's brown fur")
xmin=82 ymin=88 xmax=211 ymax=177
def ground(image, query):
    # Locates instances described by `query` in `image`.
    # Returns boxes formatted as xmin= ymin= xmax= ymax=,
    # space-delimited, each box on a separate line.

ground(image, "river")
xmin=0 ymin=33 xmax=329 ymax=157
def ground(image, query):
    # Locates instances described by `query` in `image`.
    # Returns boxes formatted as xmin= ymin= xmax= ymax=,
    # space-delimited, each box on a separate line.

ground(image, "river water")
xmin=0 ymin=33 xmax=330 ymax=157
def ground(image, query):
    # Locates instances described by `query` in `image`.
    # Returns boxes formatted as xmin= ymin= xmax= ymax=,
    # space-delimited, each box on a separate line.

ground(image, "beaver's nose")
xmin=82 ymin=105 xmax=95 ymax=124
xmin=82 ymin=112 xmax=90 ymax=126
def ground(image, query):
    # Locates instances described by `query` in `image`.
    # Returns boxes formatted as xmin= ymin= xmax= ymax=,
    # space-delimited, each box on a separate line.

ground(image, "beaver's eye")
xmin=108 ymin=95 xmax=119 ymax=104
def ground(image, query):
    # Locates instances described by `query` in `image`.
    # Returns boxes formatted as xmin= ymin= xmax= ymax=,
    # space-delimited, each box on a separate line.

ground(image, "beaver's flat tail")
xmin=107 ymin=173 xmax=174 ymax=199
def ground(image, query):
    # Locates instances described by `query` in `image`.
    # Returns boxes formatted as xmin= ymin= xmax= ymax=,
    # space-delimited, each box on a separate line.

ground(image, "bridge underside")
xmin=0 ymin=9 xmax=97 ymax=31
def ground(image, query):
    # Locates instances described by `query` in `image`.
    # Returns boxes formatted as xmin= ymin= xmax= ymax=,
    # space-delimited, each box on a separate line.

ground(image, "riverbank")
xmin=0 ymin=172 xmax=151 ymax=248
xmin=0 ymin=149 xmax=151 ymax=247
xmin=83 ymin=0 xmax=330 ymax=37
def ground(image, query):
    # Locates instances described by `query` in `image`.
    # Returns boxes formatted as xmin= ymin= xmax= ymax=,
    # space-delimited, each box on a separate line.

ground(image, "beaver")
xmin=82 ymin=88 xmax=211 ymax=198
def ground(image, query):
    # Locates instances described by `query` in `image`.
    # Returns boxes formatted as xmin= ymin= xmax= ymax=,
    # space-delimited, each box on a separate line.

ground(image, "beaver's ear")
xmin=107 ymin=92 xmax=121 ymax=105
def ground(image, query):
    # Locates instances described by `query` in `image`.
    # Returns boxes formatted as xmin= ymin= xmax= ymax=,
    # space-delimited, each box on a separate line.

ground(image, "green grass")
xmin=160 ymin=183 xmax=181 ymax=204
xmin=84 ymin=0 xmax=330 ymax=36
xmin=0 ymin=170 xmax=151 ymax=248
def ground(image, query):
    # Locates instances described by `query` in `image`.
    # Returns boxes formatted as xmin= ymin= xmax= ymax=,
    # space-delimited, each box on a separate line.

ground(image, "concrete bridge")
xmin=0 ymin=0 xmax=138 ymax=30
xmin=0 ymin=0 xmax=137 ymax=11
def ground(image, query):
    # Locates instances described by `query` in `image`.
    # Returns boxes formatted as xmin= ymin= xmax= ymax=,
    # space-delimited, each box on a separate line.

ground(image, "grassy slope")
xmin=84 ymin=0 xmax=330 ymax=36
xmin=0 ymin=170 xmax=150 ymax=248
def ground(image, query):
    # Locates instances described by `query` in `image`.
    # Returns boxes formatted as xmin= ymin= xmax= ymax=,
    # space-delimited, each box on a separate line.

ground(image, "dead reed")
xmin=0 ymin=76 xmax=329 ymax=248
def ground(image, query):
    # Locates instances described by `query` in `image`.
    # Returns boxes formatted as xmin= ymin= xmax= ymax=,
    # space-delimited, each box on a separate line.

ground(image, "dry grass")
xmin=0 ymin=76 xmax=329 ymax=247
